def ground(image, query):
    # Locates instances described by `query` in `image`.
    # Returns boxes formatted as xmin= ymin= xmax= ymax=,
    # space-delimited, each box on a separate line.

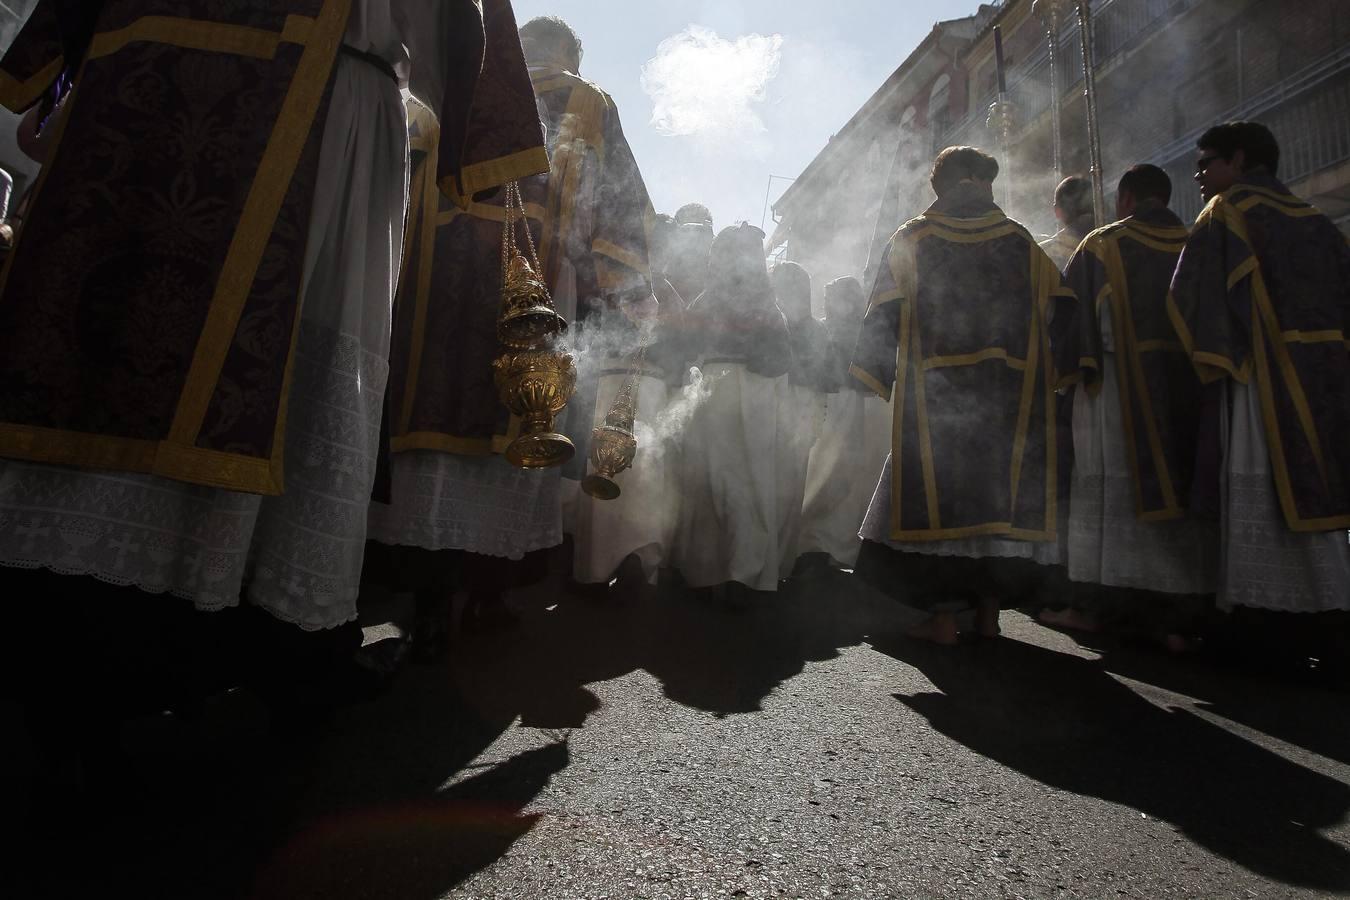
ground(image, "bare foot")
xmin=904 ymin=613 xmax=960 ymax=646
xmin=974 ymin=597 xmax=1002 ymax=638
xmin=1038 ymin=607 xmax=1101 ymax=633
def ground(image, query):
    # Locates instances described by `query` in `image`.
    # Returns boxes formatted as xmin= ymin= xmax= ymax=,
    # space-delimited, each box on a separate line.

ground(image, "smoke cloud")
xmin=641 ymin=366 xmax=721 ymax=464
xmin=641 ymin=26 xmax=783 ymax=140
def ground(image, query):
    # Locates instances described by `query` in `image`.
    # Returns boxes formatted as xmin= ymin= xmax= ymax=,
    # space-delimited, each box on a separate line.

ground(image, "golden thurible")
xmin=493 ymin=182 xmax=577 ymax=469
xmin=582 ymin=363 xmax=642 ymax=501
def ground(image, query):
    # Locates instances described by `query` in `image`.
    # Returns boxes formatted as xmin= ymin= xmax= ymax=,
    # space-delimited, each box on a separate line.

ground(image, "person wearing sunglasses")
xmin=1169 ymin=121 xmax=1350 ymax=619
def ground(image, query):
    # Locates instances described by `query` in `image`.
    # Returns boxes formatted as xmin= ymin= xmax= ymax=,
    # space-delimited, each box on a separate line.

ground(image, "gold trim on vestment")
xmin=910 ymin=301 xmax=941 ymax=531
xmin=889 ymin=298 xmax=912 ymax=537
xmin=0 ymin=56 xmax=63 ymax=113
xmin=439 ymin=146 xmax=551 ymax=208
xmin=923 ymin=348 xmax=1027 ymax=371
xmin=849 ymin=364 xmax=890 ymax=402
xmin=87 ymin=14 xmax=315 ymax=61
xmin=398 ymin=124 xmax=445 ymax=437
xmin=1227 ymin=256 xmax=1258 ymax=292
xmin=165 ymin=0 xmax=351 ymax=495
xmin=1167 ymin=275 xmax=1249 ymax=386
xmin=1040 ymin=261 xmax=1059 ymax=539
xmin=1122 ymin=220 xmax=1190 ymax=243
xmin=1102 ymin=230 xmax=1182 ymax=520
xmin=1234 ymin=186 xmax=1320 ymax=218
xmin=438 ymin=201 xmax=546 ymax=226
xmin=592 ymin=238 xmax=648 ymax=275
xmin=1008 ymin=243 xmax=1042 ymax=516
xmin=1279 ymin=329 xmax=1349 ymax=348
xmin=923 ymin=210 xmax=1007 ymax=230
xmin=908 ymin=221 xmax=1027 ymax=246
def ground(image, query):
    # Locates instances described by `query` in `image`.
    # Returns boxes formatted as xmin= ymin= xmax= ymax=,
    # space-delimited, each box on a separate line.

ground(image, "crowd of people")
xmin=0 ymin=3 xmax=1346 ymax=794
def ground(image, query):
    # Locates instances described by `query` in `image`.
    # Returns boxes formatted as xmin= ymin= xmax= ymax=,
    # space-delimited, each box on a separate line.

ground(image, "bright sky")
xmin=511 ymin=0 xmax=986 ymax=230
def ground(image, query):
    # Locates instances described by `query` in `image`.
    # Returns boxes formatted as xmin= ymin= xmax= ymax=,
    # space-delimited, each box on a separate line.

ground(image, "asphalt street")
xmin=9 ymin=570 xmax=1350 ymax=899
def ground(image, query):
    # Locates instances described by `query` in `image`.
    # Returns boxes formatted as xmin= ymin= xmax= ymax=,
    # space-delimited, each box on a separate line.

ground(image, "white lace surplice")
xmin=1067 ymin=306 xmax=1218 ymax=595
xmin=0 ymin=2 xmax=435 ymax=630
xmin=1218 ymin=381 xmax=1350 ymax=612
xmin=367 ymin=453 xmax=562 ymax=561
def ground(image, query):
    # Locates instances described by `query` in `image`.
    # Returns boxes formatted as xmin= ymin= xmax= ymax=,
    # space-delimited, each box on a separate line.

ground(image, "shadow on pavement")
xmin=1045 ymin=613 xmax=1350 ymax=767
xmin=249 ymin=740 xmax=570 ymax=900
xmin=878 ymin=634 xmax=1350 ymax=892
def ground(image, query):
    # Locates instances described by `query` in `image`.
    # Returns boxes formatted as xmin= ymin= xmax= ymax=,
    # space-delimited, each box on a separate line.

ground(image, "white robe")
xmin=1217 ymin=381 xmax=1350 ymax=612
xmin=1067 ymin=308 xmax=1219 ymax=595
xmin=570 ymin=369 xmax=673 ymax=584
xmin=798 ymin=389 xmax=892 ymax=567
xmin=0 ymin=1 xmax=437 ymax=631
xmin=674 ymin=364 xmax=795 ymax=592
xmin=776 ymin=384 xmax=823 ymax=578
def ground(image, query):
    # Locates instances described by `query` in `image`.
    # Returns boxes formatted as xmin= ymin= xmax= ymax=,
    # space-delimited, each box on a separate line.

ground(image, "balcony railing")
xmin=1162 ymin=57 xmax=1350 ymax=224
xmin=939 ymin=0 xmax=1188 ymax=148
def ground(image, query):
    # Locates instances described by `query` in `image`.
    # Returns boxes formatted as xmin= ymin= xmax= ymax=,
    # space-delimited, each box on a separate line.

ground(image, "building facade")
xmin=769 ymin=7 xmax=998 ymax=301
xmin=774 ymin=0 xmax=1350 ymax=295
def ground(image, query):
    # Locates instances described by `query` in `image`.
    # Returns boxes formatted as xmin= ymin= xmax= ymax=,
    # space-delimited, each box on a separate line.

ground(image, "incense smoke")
xmin=641 ymin=366 xmax=721 ymax=463
xmin=641 ymin=26 xmax=783 ymax=140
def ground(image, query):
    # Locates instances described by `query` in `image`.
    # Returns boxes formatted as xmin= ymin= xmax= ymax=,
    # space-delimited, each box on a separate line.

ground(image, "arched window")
xmin=900 ymin=105 xmax=917 ymax=129
xmin=928 ymin=74 xmax=952 ymax=148
xmin=866 ymin=140 xmax=883 ymax=178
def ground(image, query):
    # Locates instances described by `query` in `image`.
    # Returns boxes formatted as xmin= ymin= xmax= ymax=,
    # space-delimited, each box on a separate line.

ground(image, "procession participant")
xmin=1040 ymin=175 xmax=1096 ymax=271
xmin=0 ymin=0 xmax=544 ymax=637
xmin=367 ymin=14 xmax=654 ymax=644
xmin=771 ymin=261 xmax=832 ymax=579
xmin=1047 ymin=164 xmax=1217 ymax=641
xmin=674 ymin=223 xmax=795 ymax=598
xmin=675 ymin=202 xmax=714 ymax=230
xmin=1169 ymin=121 xmax=1350 ymax=614
xmin=798 ymin=276 xmax=888 ymax=569
xmin=852 ymin=147 xmax=1076 ymax=645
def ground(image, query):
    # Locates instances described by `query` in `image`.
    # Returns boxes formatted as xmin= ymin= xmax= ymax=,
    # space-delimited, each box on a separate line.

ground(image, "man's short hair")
xmin=519 ymin=16 xmax=582 ymax=66
xmin=1197 ymin=121 xmax=1280 ymax=175
xmin=675 ymin=202 xmax=714 ymax=229
xmin=1054 ymin=175 xmax=1094 ymax=219
xmin=1117 ymin=164 xmax=1172 ymax=206
xmin=930 ymin=146 xmax=999 ymax=197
